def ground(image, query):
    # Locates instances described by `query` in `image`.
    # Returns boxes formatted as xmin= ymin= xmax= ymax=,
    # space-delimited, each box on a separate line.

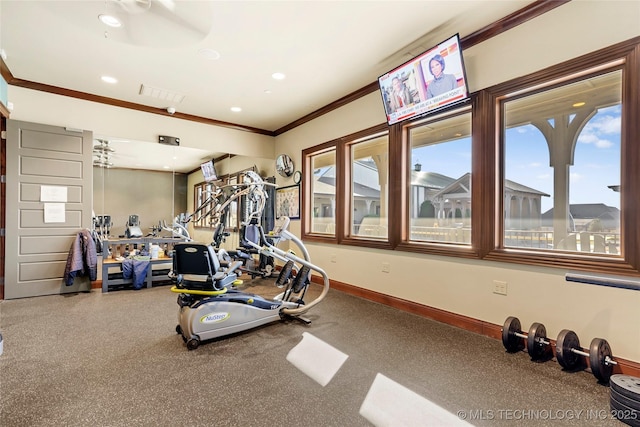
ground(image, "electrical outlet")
xmin=382 ymin=262 xmax=391 ymax=273
xmin=330 ymin=254 xmax=337 ymax=263
xmin=493 ymin=280 xmax=507 ymax=295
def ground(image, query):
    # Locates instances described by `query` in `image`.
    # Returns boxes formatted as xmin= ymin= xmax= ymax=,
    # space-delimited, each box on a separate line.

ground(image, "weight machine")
xmin=184 ymin=171 xmax=278 ymax=279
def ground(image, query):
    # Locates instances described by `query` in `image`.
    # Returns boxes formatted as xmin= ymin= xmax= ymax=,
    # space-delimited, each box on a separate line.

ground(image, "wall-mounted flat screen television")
xmin=378 ymin=33 xmax=469 ymax=126
xmin=200 ymin=159 xmax=218 ymax=182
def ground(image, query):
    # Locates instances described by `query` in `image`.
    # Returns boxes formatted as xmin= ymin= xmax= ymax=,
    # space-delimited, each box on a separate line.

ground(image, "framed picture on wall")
xmin=275 ymin=185 xmax=300 ymax=220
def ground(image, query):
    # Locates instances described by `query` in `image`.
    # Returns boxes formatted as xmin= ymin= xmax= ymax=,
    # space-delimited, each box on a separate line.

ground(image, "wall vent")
xmin=139 ymin=84 xmax=185 ymax=104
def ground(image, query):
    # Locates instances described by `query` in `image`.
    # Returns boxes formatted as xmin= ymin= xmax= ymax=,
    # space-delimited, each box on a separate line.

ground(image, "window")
xmin=225 ymin=174 xmax=239 ymax=232
xmin=306 ymin=147 xmax=337 ymax=237
xmin=301 ymin=37 xmax=640 ymax=275
xmin=193 ymin=166 xmax=254 ymax=231
xmin=192 ymin=181 xmax=215 ymax=228
xmin=502 ymin=70 xmax=621 ymax=256
xmin=406 ymin=111 xmax=472 ymax=245
xmin=347 ymin=132 xmax=389 ymax=240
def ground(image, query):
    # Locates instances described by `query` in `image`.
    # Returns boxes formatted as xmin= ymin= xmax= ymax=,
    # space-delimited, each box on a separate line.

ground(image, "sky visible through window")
xmin=412 ymin=140 xmax=471 ymax=180
xmin=411 ymin=105 xmax=621 ymax=214
xmin=506 ymin=105 xmax=621 ymax=212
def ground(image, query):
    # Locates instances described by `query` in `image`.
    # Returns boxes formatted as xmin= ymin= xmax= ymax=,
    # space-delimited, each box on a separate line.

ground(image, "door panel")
xmin=5 ymin=120 xmax=92 ymax=299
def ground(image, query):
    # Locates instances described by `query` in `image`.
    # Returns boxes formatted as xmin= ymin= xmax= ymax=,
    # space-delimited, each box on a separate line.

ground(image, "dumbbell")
xmin=556 ymin=329 xmax=618 ymax=383
xmin=502 ymin=316 xmax=552 ymax=360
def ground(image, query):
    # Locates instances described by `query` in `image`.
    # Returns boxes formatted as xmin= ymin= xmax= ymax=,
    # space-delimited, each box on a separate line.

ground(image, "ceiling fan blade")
xmin=112 ymin=0 xmax=151 ymax=15
xmin=111 ymin=0 xmax=212 ymax=47
xmin=155 ymin=0 xmax=176 ymax=12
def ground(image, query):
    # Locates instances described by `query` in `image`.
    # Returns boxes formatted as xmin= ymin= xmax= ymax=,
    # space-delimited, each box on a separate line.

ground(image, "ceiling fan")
xmin=100 ymin=0 xmax=214 ymax=48
xmin=93 ymin=139 xmax=116 ymax=168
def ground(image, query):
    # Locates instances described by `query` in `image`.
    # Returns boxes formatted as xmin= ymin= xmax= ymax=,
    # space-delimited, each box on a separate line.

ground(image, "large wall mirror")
xmin=92 ymin=137 xmax=216 ymax=240
xmin=92 ymin=137 xmax=276 ymax=248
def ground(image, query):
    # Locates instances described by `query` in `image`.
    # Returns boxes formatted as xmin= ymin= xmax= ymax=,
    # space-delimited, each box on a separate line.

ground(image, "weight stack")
xmin=609 ymin=374 xmax=640 ymax=426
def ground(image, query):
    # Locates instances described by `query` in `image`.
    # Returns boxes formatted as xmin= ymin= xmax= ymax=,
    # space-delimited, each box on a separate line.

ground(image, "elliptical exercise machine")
xmin=171 ymin=172 xmax=330 ymax=350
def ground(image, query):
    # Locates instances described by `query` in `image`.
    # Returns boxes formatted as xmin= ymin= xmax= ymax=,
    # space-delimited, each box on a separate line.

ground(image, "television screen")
xmin=200 ymin=159 xmax=218 ymax=182
xmin=378 ymin=34 xmax=469 ymax=126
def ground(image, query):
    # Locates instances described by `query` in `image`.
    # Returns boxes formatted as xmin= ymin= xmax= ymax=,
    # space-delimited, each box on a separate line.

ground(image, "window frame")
xmin=301 ymin=141 xmax=339 ymax=244
xmin=192 ymin=166 xmax=256 ymax=232
xmin=395 ymin=106 xmax=479 ymax=258
xmin=498 ymin=68 xmax=622 ymax=255
xmin=483 ymin=38 xmax=640 ymax=274
xmin=300 ymin=37 xmax=640 ymax=276
xmin=192 ymin=181 xmax=215 ymax=229
xmin=340 ymin=124 xmax=394 ymax=250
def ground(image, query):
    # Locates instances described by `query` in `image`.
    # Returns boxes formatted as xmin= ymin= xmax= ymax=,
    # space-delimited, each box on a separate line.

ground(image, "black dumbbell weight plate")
xmin=610 ymin=393 xmax=640 ymax=427
xmin=589 ymin=337 xmax=614 ymax=383
xmin=556 ymin=329 xmax=582 ymax=370
xmin=611 ymin=387 xmax=640 ymax=412
xmin=527 ymin=322 xmax=549 ymax=361
xmin=502 ymin=316 xmax=524 ymax=353
xmin=611 ymin=375 xmax=640 ymax=403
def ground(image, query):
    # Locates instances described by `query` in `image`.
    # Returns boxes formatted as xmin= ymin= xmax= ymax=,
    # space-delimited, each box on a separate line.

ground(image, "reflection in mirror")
xmin=276 ymin=154 xmax=294 ymax=177
xmin=92 ymin=138 xmax=221 ymax=245
xmin=189 ymin=155 xmax=275 ymax=249
xmin=93 ymin=138 xmax=279 ymax=257
xmin=92 ymin=138 xmax=280 ymax=289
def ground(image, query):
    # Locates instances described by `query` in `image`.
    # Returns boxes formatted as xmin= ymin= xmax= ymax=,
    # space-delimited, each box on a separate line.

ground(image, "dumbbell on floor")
xmin=502 ymin=316 xmax=552 ymax=360
xmin=556 ymin=329 xmax=618 ymax=383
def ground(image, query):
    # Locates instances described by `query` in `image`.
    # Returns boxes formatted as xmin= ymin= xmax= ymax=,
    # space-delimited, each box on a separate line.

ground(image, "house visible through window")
xmin=348 ymin=133 xmax=389 ymax=239
xmin=408 ymin=111 xmax=472 ymax=245
xmin=502 ymin=70 xmax=622 ymax=256
xmin=309 ymin=149 xmax=337 ymax=236
xmin=301 ymin=38 xmax=638 ymax=275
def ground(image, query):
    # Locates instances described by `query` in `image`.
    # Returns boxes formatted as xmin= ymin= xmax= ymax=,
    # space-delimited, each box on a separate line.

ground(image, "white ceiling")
xmin=1 ymin=0 xmax=535 ymax=172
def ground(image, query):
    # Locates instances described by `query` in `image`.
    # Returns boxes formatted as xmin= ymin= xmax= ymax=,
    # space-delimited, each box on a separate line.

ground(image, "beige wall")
xmin=274 ymin=0 xmax=640 ymax=362
xmin=93 ymin=167 xmax=187 ymax=238
xmin=6 ymin=87 xmax=275 ymax=159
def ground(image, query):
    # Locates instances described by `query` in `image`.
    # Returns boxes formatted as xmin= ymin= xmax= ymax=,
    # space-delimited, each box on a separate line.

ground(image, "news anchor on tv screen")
xmin=378 ymin=33 xmax=469 ymax=126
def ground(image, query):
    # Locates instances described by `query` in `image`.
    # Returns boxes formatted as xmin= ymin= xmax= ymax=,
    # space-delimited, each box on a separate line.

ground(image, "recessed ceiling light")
xmin=230 ymin=107 xmax=242 ymax=112
xmin=572 ymin=102 xmax=586 ymax=107
xmin=101 ymin=75 xmax=118 ymax=84
xmin=272 ymin=72 xmax=286 ymax=80
xmin=198 ymin=48 xmax=221 ymax=60
xmin=98 ymin=14 xmax=122 ymax=28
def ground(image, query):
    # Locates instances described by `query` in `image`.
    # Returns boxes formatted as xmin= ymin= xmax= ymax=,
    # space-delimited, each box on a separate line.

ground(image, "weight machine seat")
xmin=171 ymin=243 xmax=237 ymax=291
